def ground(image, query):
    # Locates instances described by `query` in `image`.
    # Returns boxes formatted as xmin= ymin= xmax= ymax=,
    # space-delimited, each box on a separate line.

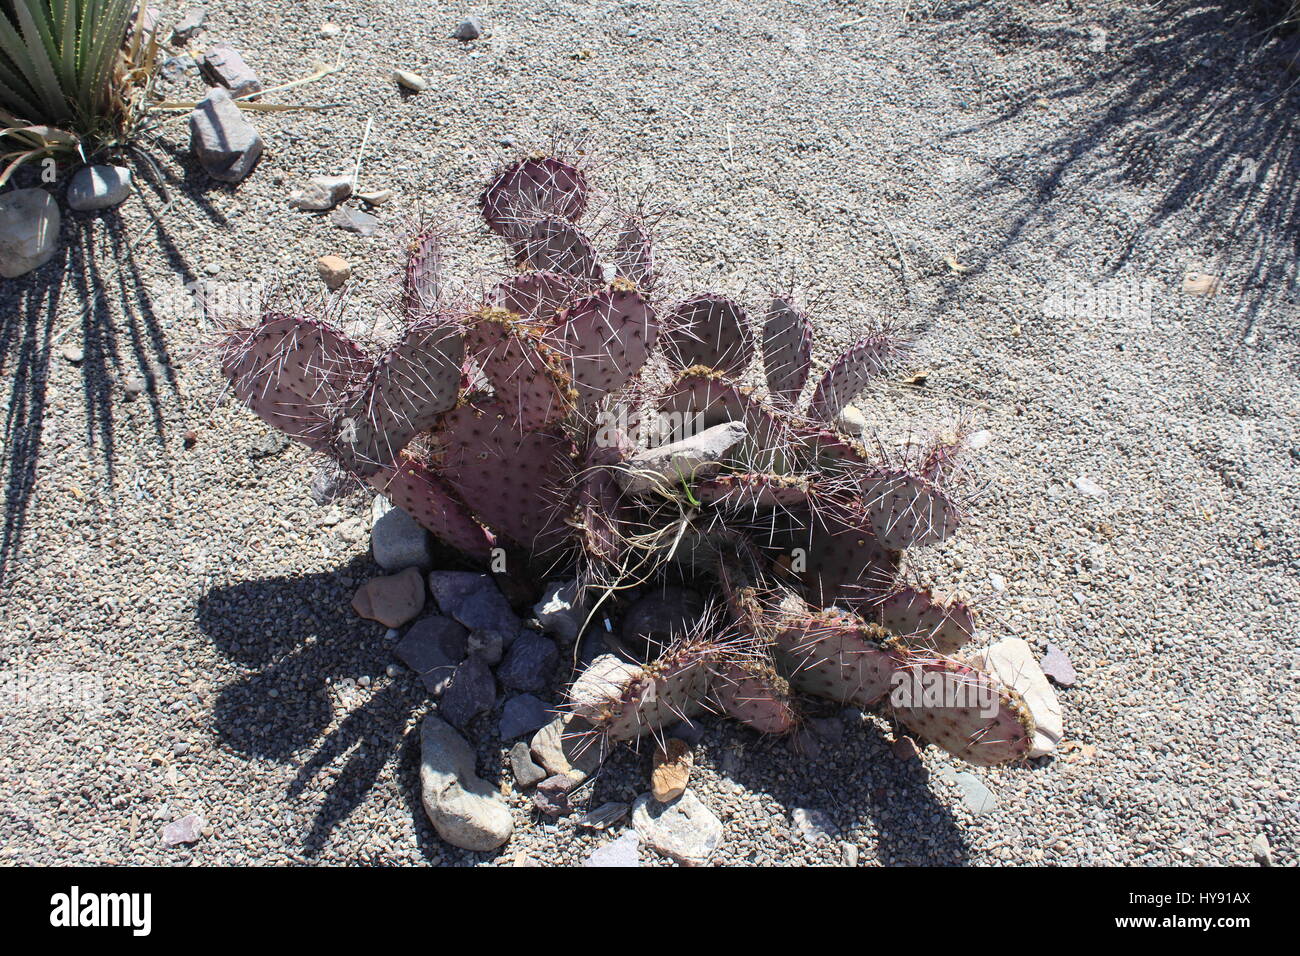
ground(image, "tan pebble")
xmin=651 ymin=738 xmax=692 ymax=803
xmin=316 ymin=255 xmax=351 ymax=290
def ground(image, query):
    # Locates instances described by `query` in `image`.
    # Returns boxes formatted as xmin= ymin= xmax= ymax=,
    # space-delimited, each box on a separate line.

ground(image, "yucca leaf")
xmin=10 ymin=1 xmax=66 ymax=120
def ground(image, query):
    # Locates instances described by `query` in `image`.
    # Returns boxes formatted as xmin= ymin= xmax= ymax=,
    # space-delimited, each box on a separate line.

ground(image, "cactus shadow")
xmin=198 ymin=556 xmax=432 ymax=857
xmin=933 ymin=1 xmax=1300 ymax=348
xmin=703 ymin=715 xmax=972 ymax=866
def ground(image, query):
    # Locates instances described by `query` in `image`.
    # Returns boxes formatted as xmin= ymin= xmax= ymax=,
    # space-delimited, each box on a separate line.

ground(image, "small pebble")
xmin=393 ymin=69 xmax=428 ymax=92
xmin=316 ymin=254 xmax=351 ymax=290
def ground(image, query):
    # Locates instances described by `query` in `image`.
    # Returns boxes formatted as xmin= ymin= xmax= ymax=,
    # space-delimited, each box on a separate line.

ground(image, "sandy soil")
xmin=0 ymin=0 xmax=1296 ymax=865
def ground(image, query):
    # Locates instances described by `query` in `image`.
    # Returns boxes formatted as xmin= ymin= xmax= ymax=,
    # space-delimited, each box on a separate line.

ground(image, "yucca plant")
xmin=0 ymin=1 xmax=161 ymax=185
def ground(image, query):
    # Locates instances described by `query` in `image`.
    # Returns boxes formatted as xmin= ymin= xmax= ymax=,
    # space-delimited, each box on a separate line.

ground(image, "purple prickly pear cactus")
xmin=480 ymin=155 xmax=588 ymax=241
xmin=762 ymin=297 xmax=814 ymax=405
xmin=660 ymin=294 xmax=755 ymax=376
xmin=807 ymin=331 xmax=909 ymax=422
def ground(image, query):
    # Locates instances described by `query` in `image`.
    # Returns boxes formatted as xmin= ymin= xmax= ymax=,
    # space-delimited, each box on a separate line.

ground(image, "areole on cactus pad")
xmin=215 ymin=146 xmax=1051 ymax=774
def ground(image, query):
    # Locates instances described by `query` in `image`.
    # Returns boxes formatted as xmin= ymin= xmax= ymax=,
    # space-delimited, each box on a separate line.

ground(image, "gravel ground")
xmin=1 ymin=1 xmax=1296 ymax=866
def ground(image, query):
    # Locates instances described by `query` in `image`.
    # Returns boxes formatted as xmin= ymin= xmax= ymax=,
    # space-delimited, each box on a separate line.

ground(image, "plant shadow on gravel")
xmin=197 ymin=556 xmax=436 ymax=857
xmin=937 ymin=1 xmax=1300 ymax=348
xmin=199 ymin=556 xmax=974 ymax=864
xmin=0 ymin=147 xmax=232 ymax=586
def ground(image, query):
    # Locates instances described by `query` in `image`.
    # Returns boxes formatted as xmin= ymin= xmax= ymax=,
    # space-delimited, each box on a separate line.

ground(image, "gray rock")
xmin=394 ymin=616 xmax=468 ymax=695
xmin=533 ymin=773 xmax=579 ymax=816
xmin=171 ymin=7 xmax=207 ymax=44
xmin=428 ymin=572 xmax=522 ymax=638
xmin=533 ymin=579 xmax=585 ymax=642
xmin=577 ymin=802 xmax=629 ymax=830
xmin=289 ymin=174 xmax=353 ymax=211
xmin=809 ymin=716 xmax=843 ymax=744
xmin=792 ymin=807 xmax=838 ymax=844
xmin=1041 ymin=643 xmax=1078 ymax=687
xmin=530 ymin=716 xmax=602 ymax=780
xmin=419 ymin=714 xmax=512 ymax=851
xmin=952 ymin=771 xmax=997 ymax=814
xmin=67 ymin=165 xmax=133 ymax=211
xmin=0 ymin=188 xmax=59 ymax=278
xmin=189 ymin=87 xmax=262 ymax=183
xmin=467 ymin=628 xmax=506 ymax=665
xmin=499 ymin=694 xmax=552 ymax=739
xmin=621 ymin=586 xmax=705 ymax=657
xmin=393 ymin=69 xmax=428 ymax=92
xmin=833 ymin=403 xmax=868 ymax=437
xmin=370 ymin=497 xmax=433 ymax=571
xmin=509 ymin=741 xmax=547 ymax=787
xmin=202 ymin=44 xmax=261 ymax=98
xmin=1252 ymin=833 xmax=1273 ymax=866
xmin=439 ymin=657 xmax=496 ymax=728
xmin=584 ymin=830 xmax=639 ymax=867
xmin=309 ymin=465 xmax=348 ymax=505
xmin=455 ymin=17 xmax=484 ymax=40
xmin=497 ymin=632 xmax=558 ymax=692
xmin=841 ymin=842 xmax=860 ymax=866
xmin=617 ymin=421 xmax=748 ymax=496
xmin=330 ymin=207 xmax=379 ymax=236
xmin=158 ymin=54 xmax=199 ymax=85
xmin=669 ymin=720 xmax=706 ymax=745
xmin=632 ymin=790 xmax=723 ymax=866
xmin=973 ymin=637 xmax=1063 ymax=757
xmin=162 ymin=813 xmax=203 ymax=846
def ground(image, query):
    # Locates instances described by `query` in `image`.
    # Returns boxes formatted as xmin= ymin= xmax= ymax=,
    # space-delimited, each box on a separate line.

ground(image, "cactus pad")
xmin=467 ymin=308 xmax=576 ymax=431
xmin=489 ymin=271 xmax=577 ymax=326
xmin=888 ymin=654 xmax=1034 ymax=766
xmin=480 ymin=155 xmax=588 ymax=241
xmin=711 ymin=660 xmax=798 ymax=734
xmin=368 ymin=451 xmax=496 ymax=562
xmin=569 ymin=648 xmax=712 ymax=744
xmin=612 ymin=217 xmax=655 ymax=291
xmin=878 ymin=586 xmax=975 ymax=654
xmin=808 ymin=331 xmax=908 ymax=422
xmin=773 ymin=608 xmax=898 ymax=709
xmin=220 ymin=313 xmax=368 ymax=450
xmin=519 ymin=217 xmax=602 ymax=283
xmin=337 ymin=316 xmax=464 ymax=475
xmin=433 ymin=397 xmax=575 ymax=558
xmin=660 ymin=294 xmax=755 ymax=376
xmin=549 ymin=282 xmax=659 ymax=405
xmin=861 ymin=471 xmax=960 ymax=549
xmin=762 ymin=297 xmax=814 ymax=404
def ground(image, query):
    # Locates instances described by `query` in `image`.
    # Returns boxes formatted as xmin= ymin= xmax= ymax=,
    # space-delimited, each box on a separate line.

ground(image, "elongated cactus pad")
xmin=549 ymin=282 xmax=658 ymax=405
xmin=788 ymin=503 xmax=901 ymax=610
xmin=762 ymin=297 xmax=813 ymax=404
xmin=576 ymin=443 xmax=632 ymax=566
xmin=337 ymin=316 xmax=464 ymax=475
xmin=660 ymin=294 xmax=755 ymax=376
xmin=220 ymin=314 xmax=368 ymax=450
xmin=520 ymin=217 xmax=602 ymax=283
xmin=403 ymin=230 xmax=443 ymax=317
xmin=569 ymin=648 xmax=712 ymax=743
xmin=773 ymin=608 xmax=897 ymax=709
xmin=466 ymin=308 xmax=576 ymax=431
xmin=612 ymin=217 xmax=655 ymax=291
xmin=878 ymin=586 xmax=975 ymax=654
xmin=480 ymin=155 xmax=588 ymax=241
xmin=489 ymin=271 xmax=576 ymax=326
xmin=693 ymin=472 xmax=812 ymax=512
xmin=433 ymin=397 xmax=575 ymax=558
xmin=808 ymin=331 xmax=908 ymax=421
xmin=888 ymin=654 xmax=1034 ymax=766
xmin=860 ymin=471 xmax=960 ymax=549
xmin=368 ymin=451 xmax=496 ymax=562
xmin=711 ymin=660 xmax=797 ymax=734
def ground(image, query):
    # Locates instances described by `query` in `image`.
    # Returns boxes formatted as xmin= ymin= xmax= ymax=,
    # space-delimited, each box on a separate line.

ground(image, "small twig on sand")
xmin=352 ymin=116 xmax=374 ymax=192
